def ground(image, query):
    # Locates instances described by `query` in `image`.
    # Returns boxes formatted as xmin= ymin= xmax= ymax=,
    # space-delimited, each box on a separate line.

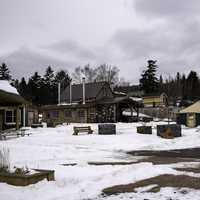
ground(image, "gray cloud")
xmin=0 ymin=47 xmax=74 ymax=80
xmin=45 ymin=40 xmax=96 ymax=60
xmin=134 ymin=0 xmax=200 ymax=19
xmin=1 ymin=0 xmax=200 ymax=83
xmin=112 ymin=16 xmax=200 ymax=77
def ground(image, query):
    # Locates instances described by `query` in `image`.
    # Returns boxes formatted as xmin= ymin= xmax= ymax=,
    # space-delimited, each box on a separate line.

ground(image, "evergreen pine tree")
xmin=18 ymin=77 xmax=28 ymax=98
xmin=186 ymin=71 xmax=199 ymax=99
xmin=27 ymin=72 xmax=43 ymax=105
xmin=55 ymin=70 xmax=71 ymax=88
xmin=0 ymin=63 xmax=12 ymax=80
xmin=43 ymin=66 xmax=56 ymax=104
xmin=44 ymin=66 xmax=55 ymax=86
xmin=139 ymin=60 xmax=159 ymax=94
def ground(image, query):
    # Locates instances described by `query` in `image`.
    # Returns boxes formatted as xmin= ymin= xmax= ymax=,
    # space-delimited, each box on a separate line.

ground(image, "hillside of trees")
xmin=0 ymin=61 xmax=200 ymax=106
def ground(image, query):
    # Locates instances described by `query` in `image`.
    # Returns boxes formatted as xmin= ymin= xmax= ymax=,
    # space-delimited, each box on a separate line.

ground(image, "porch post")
xmin=136 ymin=106 xmax=139 ymax=119
xmin=130 ymin=107 xmax=133 ymax=117
xmin=23 ymin=106 xmax=26 ymax=127
xmin=16 ymin=107 xmax=20 ymax=130
xmin=113 ymin=104 xmax=117 ymax=122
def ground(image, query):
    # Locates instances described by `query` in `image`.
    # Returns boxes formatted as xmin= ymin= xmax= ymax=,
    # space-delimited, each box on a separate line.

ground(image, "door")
xmin=0 ymin=112 xmax=3 ymax=130
xmin=28 ymin=111 xmax=34 ymax=126
xmin=187 ymin=113 xmax=196 ymax=128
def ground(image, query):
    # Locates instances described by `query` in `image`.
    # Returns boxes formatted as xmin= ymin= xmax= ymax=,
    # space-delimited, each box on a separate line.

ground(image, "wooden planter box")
xmin=0 ymin=169 xmax=55 ymax=186
xmin=137 ymin=126 xmax=152 ymax=134
xmin=140 ymin=117 xmax=153 ymax=122
xmin=98 ymin=124 xmax=116 ymax=135
xmin=31 ymin=124 xmax=43 ymax=128
xmin=157 ymin=124 xmax=181 ymax=139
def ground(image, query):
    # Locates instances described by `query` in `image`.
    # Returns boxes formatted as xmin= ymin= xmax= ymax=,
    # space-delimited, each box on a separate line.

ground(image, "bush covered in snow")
xmin=0 ymin=147 xmax=10 ymax=173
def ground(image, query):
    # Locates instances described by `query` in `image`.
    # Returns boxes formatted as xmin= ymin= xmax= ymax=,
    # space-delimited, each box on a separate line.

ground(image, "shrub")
xmin=0 ymin=147 xmax=10 ymax=173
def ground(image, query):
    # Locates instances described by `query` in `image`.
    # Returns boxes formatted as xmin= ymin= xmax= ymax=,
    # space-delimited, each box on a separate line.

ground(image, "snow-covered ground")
xmin=1 ymin=122 xmax=200 ymax=200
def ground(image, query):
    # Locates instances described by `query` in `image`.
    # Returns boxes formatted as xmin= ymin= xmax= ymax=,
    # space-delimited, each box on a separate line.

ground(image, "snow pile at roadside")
xmin=0 ymin=80 xmax=18 ymax=94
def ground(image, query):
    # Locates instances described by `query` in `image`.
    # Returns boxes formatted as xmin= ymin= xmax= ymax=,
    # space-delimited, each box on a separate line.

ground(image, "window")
xmin=78 ymin=110 xmax=85 ymax=118
xmin=65 ymin=110 xmax=72 ymax=117
xmin=47 ymin=112 xmax=50 ymax=119
xmin=5 ymin=109 xmax=21 ymax=124
xmin=50 ymin=111 xmax=59 ymax=118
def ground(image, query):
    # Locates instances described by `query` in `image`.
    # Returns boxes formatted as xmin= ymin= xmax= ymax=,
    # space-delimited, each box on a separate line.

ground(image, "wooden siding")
xmin=43 ymin=106 xmax=97 ymax=127
xmin=96 ymin=84 xmax=114 ymax=100
xmin=143 ymin=96 xmax=167 ymax=107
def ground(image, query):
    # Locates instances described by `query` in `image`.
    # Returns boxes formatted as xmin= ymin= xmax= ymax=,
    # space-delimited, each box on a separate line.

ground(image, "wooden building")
xmin=177 ymin=101 xmax=200 ymax=128
xmin=0 ymin=81 xmax=39 ymax=130
xmin=0 ymin=81 xmax=26 ymax=130
xmin=142 ymin=93 xmax=168 ymax=107
xmin=42 ymin=80 xmax=141 ymax=127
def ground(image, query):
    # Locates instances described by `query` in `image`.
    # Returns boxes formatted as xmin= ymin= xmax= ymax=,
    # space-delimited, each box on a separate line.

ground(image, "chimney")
xmin=69 ymin=81 xmax=72 ymax=104
xmin=58 ymin=82 xmax=61 ymax=105
xmin=82 ymin=77 xmax=86 ymax=104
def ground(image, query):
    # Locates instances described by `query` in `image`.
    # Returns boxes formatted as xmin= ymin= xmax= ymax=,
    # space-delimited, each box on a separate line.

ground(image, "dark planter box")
xmin=98 ymin=124 xmax=116 ymax=135
xmin=137 ymin=126 xmax=152 ymax=134
xmin=0 ymin=169 xmax=55 ymax=186
xmin=157 ymin=124 xmax=181 ymax=138
xmin=31 ymin=124 xmax=43 ymax=128
xmin=140 ymin=117 xmax=153 ymax=122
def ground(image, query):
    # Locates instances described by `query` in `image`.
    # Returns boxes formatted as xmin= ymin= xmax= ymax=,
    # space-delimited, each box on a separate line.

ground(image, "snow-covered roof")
xmin=180 ymin=100 xmax=200 ymax=113
xmin=123 ymin=111 xmax=150 ymax=117
xmin=0 ymin=80 xmax=19 ymax=95
xmin=130 ymin=97 xmax=142 ymax=102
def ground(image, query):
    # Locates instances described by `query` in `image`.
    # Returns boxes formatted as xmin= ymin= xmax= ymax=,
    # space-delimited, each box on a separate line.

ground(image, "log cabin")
xmin=42 ymin=79 xmax=141 ymax=127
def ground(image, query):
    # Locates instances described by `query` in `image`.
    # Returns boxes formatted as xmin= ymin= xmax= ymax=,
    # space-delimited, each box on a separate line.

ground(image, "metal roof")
xmin=180 ymin=100 xmax=200 ymax=113
xmin=61 ymin=81 xmax=110 ymax=103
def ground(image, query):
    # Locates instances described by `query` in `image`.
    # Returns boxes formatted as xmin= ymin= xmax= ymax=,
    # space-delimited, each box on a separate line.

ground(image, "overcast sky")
xmin=1 ymin=0 xmax=200 ymax=83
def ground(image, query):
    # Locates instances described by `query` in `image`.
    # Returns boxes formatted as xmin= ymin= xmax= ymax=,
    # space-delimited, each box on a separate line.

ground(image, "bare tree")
xmin=72 ymin=63 xmax=120 ymax=85
xmin=95 ymin=64 xmax=119 ymax=85
xmin=72 ymin=64 xmax=96 ymax=83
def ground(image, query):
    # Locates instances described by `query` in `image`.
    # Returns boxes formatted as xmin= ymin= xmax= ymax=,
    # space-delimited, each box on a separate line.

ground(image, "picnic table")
xmin=0 ymin=127 xmax=32 ymax=140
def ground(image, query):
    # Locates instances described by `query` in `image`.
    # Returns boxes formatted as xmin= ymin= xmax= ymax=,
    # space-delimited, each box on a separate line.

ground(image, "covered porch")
xmin=0 ymin=90 xmax=27 ymax=131
xmin=96 ymin=96 xmax=142 ymax=123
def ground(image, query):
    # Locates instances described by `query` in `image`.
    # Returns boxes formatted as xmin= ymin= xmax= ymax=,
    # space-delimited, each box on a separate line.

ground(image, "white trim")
xmin=23 ymin=106 xmax=26 ymax=127
xmin=5 ymin=109 xmax=21 ymax=124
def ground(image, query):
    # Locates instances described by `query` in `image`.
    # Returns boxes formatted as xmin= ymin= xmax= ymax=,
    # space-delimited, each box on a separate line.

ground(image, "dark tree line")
xmin=140 ymin=60 xmax=200 ymax=105
xmin=0 ymin=63 xmax=71 ymax=105
xmin=0 ymin=63 xmax=120 ymax=106
xmin=2 ymin=60 xmax=200 ymax=106
xmin=161 ymin=71 xmax=200 ymax=104
xmin=17 ymin=67 xmax=71 ymax=105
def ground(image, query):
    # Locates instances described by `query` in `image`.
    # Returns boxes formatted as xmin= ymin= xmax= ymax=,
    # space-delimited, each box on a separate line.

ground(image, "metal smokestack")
xmin=82 ymin=77 xmax=86 ymax=104
xmin=70 ymin=81 xmax=72 ymax=104
xmin=58 ymin=82 xmax=61 ymax=105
